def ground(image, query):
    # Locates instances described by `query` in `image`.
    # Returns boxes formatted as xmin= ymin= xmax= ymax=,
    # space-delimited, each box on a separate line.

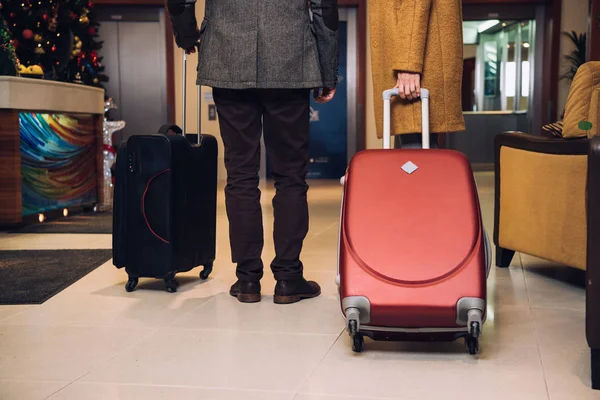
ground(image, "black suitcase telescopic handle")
xmin=182 ymin=49 xmax=201 ymax=145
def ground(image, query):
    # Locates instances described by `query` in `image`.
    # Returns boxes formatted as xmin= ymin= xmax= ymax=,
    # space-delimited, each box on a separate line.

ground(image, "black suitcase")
xmin=112 ymin=51 xmax=218 ymax=293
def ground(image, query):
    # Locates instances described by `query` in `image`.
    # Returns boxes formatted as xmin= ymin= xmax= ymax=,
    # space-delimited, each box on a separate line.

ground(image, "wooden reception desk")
xmin=0 ymin=77 xmax=105 ymax=225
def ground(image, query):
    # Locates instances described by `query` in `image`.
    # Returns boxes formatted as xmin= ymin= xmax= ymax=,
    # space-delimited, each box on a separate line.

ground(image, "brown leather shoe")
xmin=273 ymin=278 xmax=321 ymax=304
xmin=229 ymin=280 xmax=261 ymax=303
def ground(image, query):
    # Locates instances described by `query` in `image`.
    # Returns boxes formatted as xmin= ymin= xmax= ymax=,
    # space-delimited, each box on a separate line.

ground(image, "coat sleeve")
xmin=392 ymin=0 xmax=432 ymax=75
xmin=166 ymin=0 xmax=200 ymax=50
xmin=309 ymin=0 xmax=339 ymax=88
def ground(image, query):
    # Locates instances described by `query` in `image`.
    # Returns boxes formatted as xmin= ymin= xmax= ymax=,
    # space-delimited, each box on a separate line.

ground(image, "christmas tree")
xmin=0 ymin=0 xmax=107 ymax=87
xmin=0 ymin=9 xmax=19 ymax=76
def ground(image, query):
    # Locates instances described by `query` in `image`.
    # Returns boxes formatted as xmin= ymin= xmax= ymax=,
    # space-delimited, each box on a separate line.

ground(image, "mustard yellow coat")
xmin=370 ymin=0 xmax=466 ymax=137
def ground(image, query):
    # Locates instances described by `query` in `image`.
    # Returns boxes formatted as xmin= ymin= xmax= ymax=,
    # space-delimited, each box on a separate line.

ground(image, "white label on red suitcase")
xmin=401 ymin=161 xmax=418 ymax=174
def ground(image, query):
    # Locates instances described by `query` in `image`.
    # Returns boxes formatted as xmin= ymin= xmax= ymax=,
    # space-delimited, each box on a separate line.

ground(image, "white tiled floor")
xmin=0 ymin=173 xmax=598 ymax=399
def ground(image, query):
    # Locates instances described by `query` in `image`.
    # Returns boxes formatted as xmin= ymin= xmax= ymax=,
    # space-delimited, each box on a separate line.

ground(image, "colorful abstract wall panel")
xmin=19 ymin=113 xmax=98 ymax=216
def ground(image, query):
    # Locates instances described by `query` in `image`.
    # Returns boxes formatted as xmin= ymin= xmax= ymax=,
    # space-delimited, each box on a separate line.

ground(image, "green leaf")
xmin=579 ymin=120 xmax=593 ymax=131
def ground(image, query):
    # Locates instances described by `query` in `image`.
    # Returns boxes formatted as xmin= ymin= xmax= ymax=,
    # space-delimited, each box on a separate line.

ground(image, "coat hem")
xmin=196 ymin=78 xmax=327 ymax=89
xmin=375 ymin=123 xmax=466 ymax=139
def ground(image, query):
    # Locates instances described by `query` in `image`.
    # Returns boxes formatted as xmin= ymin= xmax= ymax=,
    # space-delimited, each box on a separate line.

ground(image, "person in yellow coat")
xmin=370 ymin=0 xmax=466 ymax=148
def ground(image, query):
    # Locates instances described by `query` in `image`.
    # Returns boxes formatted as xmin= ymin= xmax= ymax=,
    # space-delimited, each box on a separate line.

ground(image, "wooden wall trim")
xmin=550 ymin=0 xmax=562 ymax=122
xmin=590 ymin=0 xmax=600 ymax=61
xmin=339 ymin=0 xmax=366 ymax=151
xmin=164 ymin=8 xmax=175 ymax=123
xmin=0 ymin=110 xmax=22 ymax=225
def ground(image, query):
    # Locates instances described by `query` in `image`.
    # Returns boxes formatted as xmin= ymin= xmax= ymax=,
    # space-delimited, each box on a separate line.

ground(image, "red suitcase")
xmin=338 ymin=88 xmax=490 ymax=354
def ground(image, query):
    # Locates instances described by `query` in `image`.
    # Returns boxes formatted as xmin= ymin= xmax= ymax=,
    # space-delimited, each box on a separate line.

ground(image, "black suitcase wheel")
xmin=352 ymin=334 xmax=364 ymax=353
xmin=164 ymin=274 xmax=179 ymax=293
xmin=125 ymin=276 xmax=139 ymax=292
xmin=200 ymin=262 xmax=213 ymax=280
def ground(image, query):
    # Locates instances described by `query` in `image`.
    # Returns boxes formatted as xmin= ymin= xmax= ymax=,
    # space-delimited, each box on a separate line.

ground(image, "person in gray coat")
xmin=167 ymin=0 xmax=339 ymax=304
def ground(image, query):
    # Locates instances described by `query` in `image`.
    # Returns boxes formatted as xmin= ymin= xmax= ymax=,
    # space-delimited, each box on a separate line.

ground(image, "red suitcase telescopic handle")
xmin=382 ymin=88 xmax=430 ymax=150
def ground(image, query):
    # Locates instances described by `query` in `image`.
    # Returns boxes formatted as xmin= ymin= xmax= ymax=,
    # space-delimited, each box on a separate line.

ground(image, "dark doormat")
xmin=9 ymin=212 xmax=113 ymax=234
xmin=0 ymin=249 xmax=112 ymax=304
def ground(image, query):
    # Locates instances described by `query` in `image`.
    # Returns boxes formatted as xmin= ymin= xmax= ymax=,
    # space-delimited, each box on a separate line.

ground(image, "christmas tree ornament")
xmin=47 ymin=2 xmax=59 ymax=31
xmin=79 ymin=11 xmax=89 ymax=25
xmin=27 ymin=65 xmax=43 ymax=74
xmin=22 ymin=29 xmax=33 ymax=40
xmin=34 ymin=33 xmax=42 ymax=42
xmin=19 ymin=64 xmax=43 ymax=77
xmin=48 ymin=16 xmax=58 ymax=31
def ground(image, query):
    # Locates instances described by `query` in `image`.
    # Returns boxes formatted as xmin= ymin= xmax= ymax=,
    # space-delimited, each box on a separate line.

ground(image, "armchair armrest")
xmin=494 ymin=131 xmax=589 ymax=269
xmin=587 ymin=136 xmax=600 ymax=389
xmin=494 ymin=131 xmax=589 ymax=155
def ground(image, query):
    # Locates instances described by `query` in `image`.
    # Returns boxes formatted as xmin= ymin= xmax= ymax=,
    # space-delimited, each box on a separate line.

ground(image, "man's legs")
xmin=260 ymin=89 xmax=320 ymax=303
xmin=213 ymin=88 xmax=264 ymax=301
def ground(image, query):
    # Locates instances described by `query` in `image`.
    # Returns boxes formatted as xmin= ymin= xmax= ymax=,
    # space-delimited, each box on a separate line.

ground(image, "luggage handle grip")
xmin=157 ymin=124 xmax=183 ymax=135
xmin=382 ymin=88 xmax=430 ymax=150
xmin=182 ymin=50 xmax=202 ymax=145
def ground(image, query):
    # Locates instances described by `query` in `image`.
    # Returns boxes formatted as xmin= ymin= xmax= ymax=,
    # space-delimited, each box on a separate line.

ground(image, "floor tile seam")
xmin=535 ymin=341 xmax=553 ymax=400
xmin=48 ymin=381 xmax=297 ymax=395
xmin=0 ymin=307 xmax=37 ymax=324
xmin=293 ymin=392 xmax=394 ymax=400
xmin=522 ymin=251 xmax=552 ymax=400
xmin=156 ymin=294 xmax=220 ymax=328
xmin=66 ymin=327 xmax=160 ymax=387
xmin=305 ymin=222 xmax=340 ymax=240
xmin=292 ymin=330 xmax=344 ymax=398
xmin=162 ymin=325 xmax=345 ymax=337
xmin=0 ymin=378 xmax=70 ymax=384
xmin=44 ymin=381 xmax=74 ymax=400
xmin=529 ymin=305 xmax=585 ymax=313
xmin=0 ymin=321 xmax=164 ymax=329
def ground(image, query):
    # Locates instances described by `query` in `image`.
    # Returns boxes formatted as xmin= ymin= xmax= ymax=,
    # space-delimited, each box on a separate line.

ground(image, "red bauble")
xmin=22 ymin=29 xmax=34 ymax=40
xmin=51 ymin=45 xmax=56 ymax=52
xmin=9 ymin=13 xmax=15 ymax=18
xmin=43 ymin=14 xmax=48 ymax=21
xmin=88 ymin=1 xmax=93 ymax=8
xmin=88 ymin=26 xmax=96 ymax=35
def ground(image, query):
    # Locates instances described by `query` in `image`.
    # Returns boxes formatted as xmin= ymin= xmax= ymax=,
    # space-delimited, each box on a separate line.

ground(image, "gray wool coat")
xmin=167 ymin=0 xmax=339 ymax=89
